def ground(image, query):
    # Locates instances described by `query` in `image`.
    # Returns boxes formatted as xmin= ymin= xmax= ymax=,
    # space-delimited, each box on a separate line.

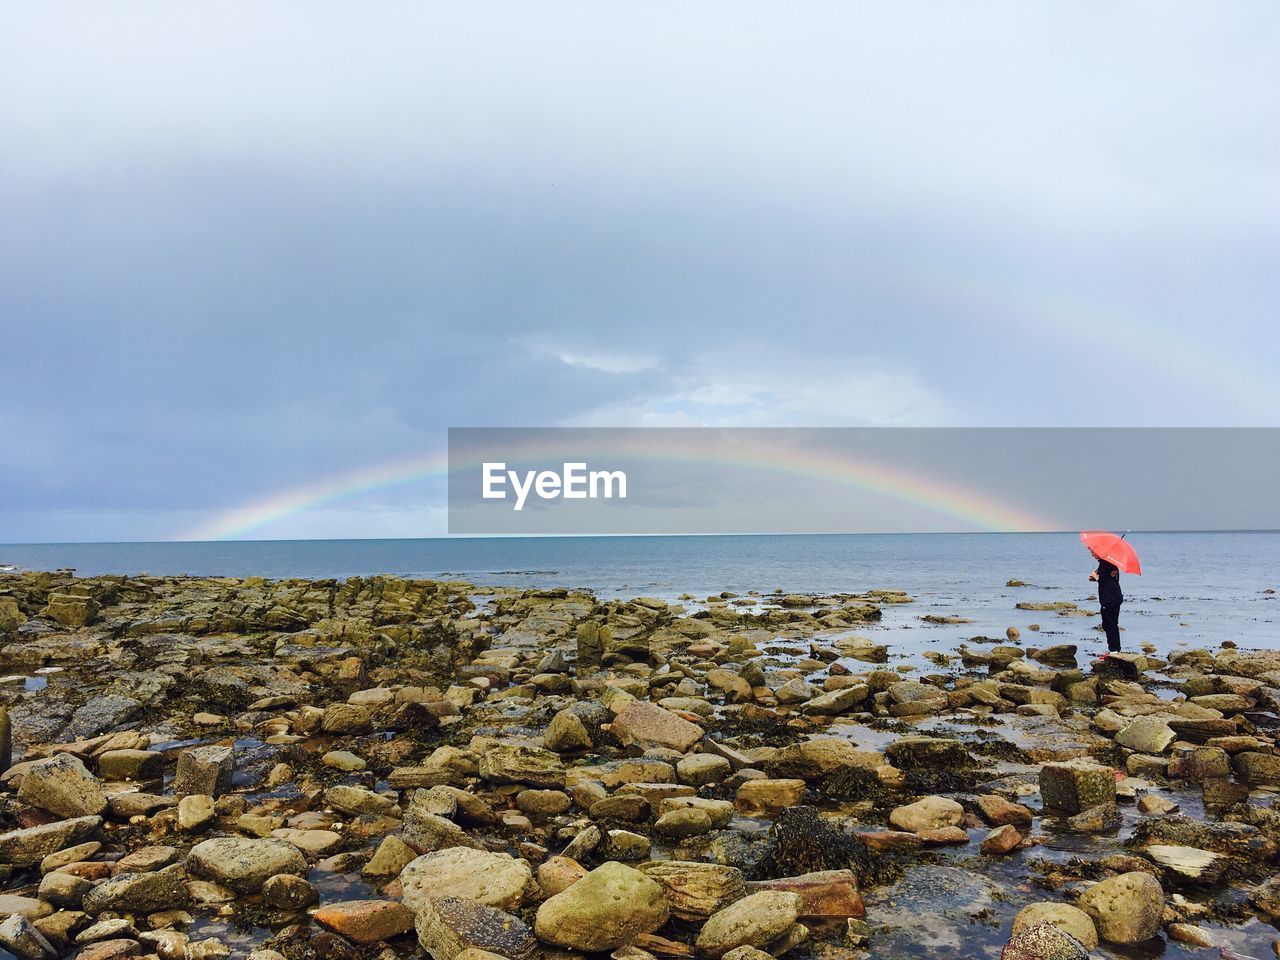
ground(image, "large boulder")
xmin=17 ymin=754 xmax=107 ymax=818
xmin=695 ymin=891 xmax=805 ymax=959
xmin=186 ymin=837 xmax=307 ymax=893
xmin=534 ymin=861 xmax=670 ymax=951
xmin=400 ymin=848 xmax=533 ymax=912
xmin=1077 ymin=872 xmax=1163 ymax=944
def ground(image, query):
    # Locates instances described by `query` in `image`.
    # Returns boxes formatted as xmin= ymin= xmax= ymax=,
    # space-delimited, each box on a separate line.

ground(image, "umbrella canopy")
xmin=1080 ymin=530 xmax=1141 ymax=575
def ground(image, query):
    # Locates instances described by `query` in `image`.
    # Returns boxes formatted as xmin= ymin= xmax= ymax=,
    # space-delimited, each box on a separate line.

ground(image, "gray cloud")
xmin=1 ymin=2 xmax=1277 ymax=541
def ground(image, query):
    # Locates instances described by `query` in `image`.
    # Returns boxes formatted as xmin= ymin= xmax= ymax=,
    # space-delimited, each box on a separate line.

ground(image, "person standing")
xmin=1089 ymin=550 xmax=1123 ymax=655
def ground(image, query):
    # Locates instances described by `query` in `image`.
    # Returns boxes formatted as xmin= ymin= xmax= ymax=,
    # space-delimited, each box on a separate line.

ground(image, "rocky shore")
xmin=0 ymin=571 xmax=1278 ymax=960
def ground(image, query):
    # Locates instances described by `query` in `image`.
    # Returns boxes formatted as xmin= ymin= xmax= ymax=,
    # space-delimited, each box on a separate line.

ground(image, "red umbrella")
xmin=1080 ymin=530 xmax=1142 ymax=575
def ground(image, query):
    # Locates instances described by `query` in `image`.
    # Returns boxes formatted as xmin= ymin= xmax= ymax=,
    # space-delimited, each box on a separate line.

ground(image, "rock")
xmin=1143 ymin=844 xmax=1226 ymax=884
xmin=173 ymin=746 xmax=234 ymax=799
xmin=261 ymin=874 xmax=318 ymax=911
xmin=313 ymin=900 xmax=415 ymax=944
xmin=0 ymin=894 xmax=53 ymax=919
xmin=186 ymin=837 xmax=307 ymax=893
xmin=320 ymin=703 xmax=372 ymax=734
xmin=801 ymin=686 xmax=868 ymax=715
xmin=402 ymin=809 xmax=475 ymax=853
xmin=325 ymin=785 xmax=399 ymax=818
xmin=177 ymin=795 xmax=216 ymax=831
xmin=977 ymin=795 xmax=1033 ymax=827
xmin=695 ymin=891 xmax=805 ymax=959
xmin=0 ymin=914 xmax=57 ymax=960
xmin=536 ymin=856 xmax=587 ymax=897
xmin=70 ymin=695 xmax=141 ymax=738
xmin=1039 ymin=760 xmax=1116 ymax=815
xmin=362 ymin=836 xmax=417 ymax=881
xmin=1076 ymin=872 xmax=1163 ymax=944
xmin=37 ymin=871 xmax=89 ymax=909
xmin=889 ymin=796 xmax=964 ymax=834
xmin=1012 ymin=903 xmax=1098 ymax=949
xmin=1000 ymin=922 xmax=1088 ymax=960
xmin=43 ymin=593 xmax=99 ymax=628
xmin=676 ymin=754 xmax=731 ymax=786
xmin=534 ymin=861 xmax=670 ymax=952
xmin=400 ymin=848 xmax=533 ymax=913
xmin=609 ymin=700 xmax=703 ymax=753
xmin=735 ymin=779 xmax=805 ymax=816
xmin=1065 ymin=802 xmax=1120 ymax=833
xmin=1233 ymin=750 xmax=1280 ymax=785
xmin=981 ymin=825 xmax=1022 ymax=855
xmin=638 ymin=861 xmax=746 ymax=921
xmin=1249 ymin=874 xmax=1280 ymax=919
xmin=17 ymin=754 xmax=108 ymax=818
xmin=321 ymin=750 xmax=366 ymax=771
xmin=884 ymin=736 xmax=967 ymax=771
xmin=1167 ymin=923 xmax=1213 ymax=947
xmin=0 ymin=816 xmax=101 ymax=866
xmin=1114 ymin=717 xmax=1176 ymax=754
xmin=477 ymin=745 xmax=566 ymax=789
xmin=544 ymin=710 xmax=593 ymax=753
xmin=766 ymin=739 xmax=882 ymax=780
xmin=83 ymin=870 xmax=188 ymax=915
xmin=655 ymin=808 xmax=713 ymax=838
xmin=1133 ymin=814 xmax=1277 ymax=860
xmin=747 ymin=870 xmax=863 ymax=919
xmin=414 ymin=897 xmax=536 ymax=960
xmin=95 ymin=749 xmax=163 ymax=782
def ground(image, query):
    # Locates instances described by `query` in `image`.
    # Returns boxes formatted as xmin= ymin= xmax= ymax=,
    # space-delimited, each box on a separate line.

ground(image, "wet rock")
xmin=477 ymin=744 xmax=566 ymax=789
xmin=172 ymin=746 xmax=234 ymax=799
xmin=415 ymin=897 xmax=536 ymax=960
xmin=676 ymin=754 xmax=731 ymax=786
xmin=1038 ymin=759 xmax=1116 ymax=814
xmin=83 ymin=870 xmax=188 ymax=915
xmin=765 ymin=739 xmax=881 ymax=780
xmin=1233 ymin=751 xmax=1280 ymax=785
xmin=177 ymin=795 xmax=216 ymax=831
xmin=1000 ymin=922 xmax=1088 ymax=960
xmin=747 ymin=870 xmax=863 ymax=919
xmin=655 ymin=808 xmax=713 ymax=838
xmin=1132 ymin=814 xmax=1277 ymax=860
xmin=0 ymin=914 xmax=57 ymax=960
xmin=609 ymin=700 xmax=703 ymax=753
xmin=0 ymin=816 xmax=101 ymax=866
xmin=977 ymin=795 xmax=1033 ymax=827
xmin=70 ymin=695 xmax=141 ymax=738
xmin=95 ymin=749 xmax=163 ymax=782
xmin=735 ymin=779 xmax=805 ymax=817
xmin=1143 ymin=844 xmax=1226 ymax=884
xmin=324 ymin=784 xmax=399 ymax=818
xmin=1249 ymin=874 xmax=1280 ymax=919
xmin=362 ymin=836 xmax=417 ymax=881
xmin=1064 ymin=802 xmax=1120 ymax=833
xmin=1114 ymin=716 xmax=1176 ymax=754
xmin=1076 ymin=871 xmax=1163 ymax=944
xmin=534 ymin=861 xmax=670 ymax=952
xmin=695 ymin=891 xmax=805 ymax=959
xmin=543 ymin=710 xmax=592 ymax=753
xmin=889 ymin=796 xmax=963 ymax=834
xmin=400 ymin=848 xmax=534 ymax=912
xmin=638 ymin=861 xmax=745 ymax=921
xmin=1011 ymin=903 xmax=1098 ymax=949
xmin=312 ymin=900 xmax=415 ymax=944
xmin=261 ymin=874 xmax=319 ymax=911
xmin=186 ymin=837 xmax=307 ymax=893
xmin=17 ymin=754 xmax=108 ymax=819
xmin=981 ymin=825 xmax=1023 ymax=855
xmin=37 ymin=871 xmax=91 ymax=909
xmin=884 ymin=736 xmax=967 ymax=771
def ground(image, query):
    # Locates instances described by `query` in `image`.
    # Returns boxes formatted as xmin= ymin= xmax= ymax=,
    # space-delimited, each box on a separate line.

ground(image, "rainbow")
xmin=181 ymin=433 xmax=1059 ymax=540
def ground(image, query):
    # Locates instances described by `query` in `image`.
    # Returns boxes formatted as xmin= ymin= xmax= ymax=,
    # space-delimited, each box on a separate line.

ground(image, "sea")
xmin=2 ymin=531 xmax=1277 ymax=662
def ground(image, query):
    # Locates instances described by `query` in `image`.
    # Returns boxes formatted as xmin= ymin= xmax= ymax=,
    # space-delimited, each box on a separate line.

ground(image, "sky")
xmin=2 ymin=2 xmax=1278 ymax=542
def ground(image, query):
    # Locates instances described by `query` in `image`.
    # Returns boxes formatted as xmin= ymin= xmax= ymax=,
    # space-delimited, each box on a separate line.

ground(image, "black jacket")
xmin=1096 ymin=559 xmax=1123 ymax=605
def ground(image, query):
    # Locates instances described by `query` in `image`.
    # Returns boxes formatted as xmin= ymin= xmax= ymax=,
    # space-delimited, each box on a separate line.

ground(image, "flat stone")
xmin=186 ymin=837 xmax=307 ymax=893
xmin=400 ymin=848 xmax=533 ymax=913
xmin=415 ymin=897 xmax=536 ymax=960
xmin=695 ymin=891 xmax=805 ymax=959
xmin=609 ymin=700 xmax=703 ymax=753
xmin=17 ymin=754 xmax=108 ymax=819
xmin=312 ymin=900 xmax=414 ymax=944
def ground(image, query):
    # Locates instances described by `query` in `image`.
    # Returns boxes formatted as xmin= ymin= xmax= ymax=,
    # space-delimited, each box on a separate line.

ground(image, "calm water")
xmin=3 ymin=532 xmax=1277 ymax=657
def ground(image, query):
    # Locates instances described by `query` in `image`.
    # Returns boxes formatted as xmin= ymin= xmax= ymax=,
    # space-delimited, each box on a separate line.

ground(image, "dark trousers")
xmin=1100 ymin=601 xmax=1122 ymax=652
